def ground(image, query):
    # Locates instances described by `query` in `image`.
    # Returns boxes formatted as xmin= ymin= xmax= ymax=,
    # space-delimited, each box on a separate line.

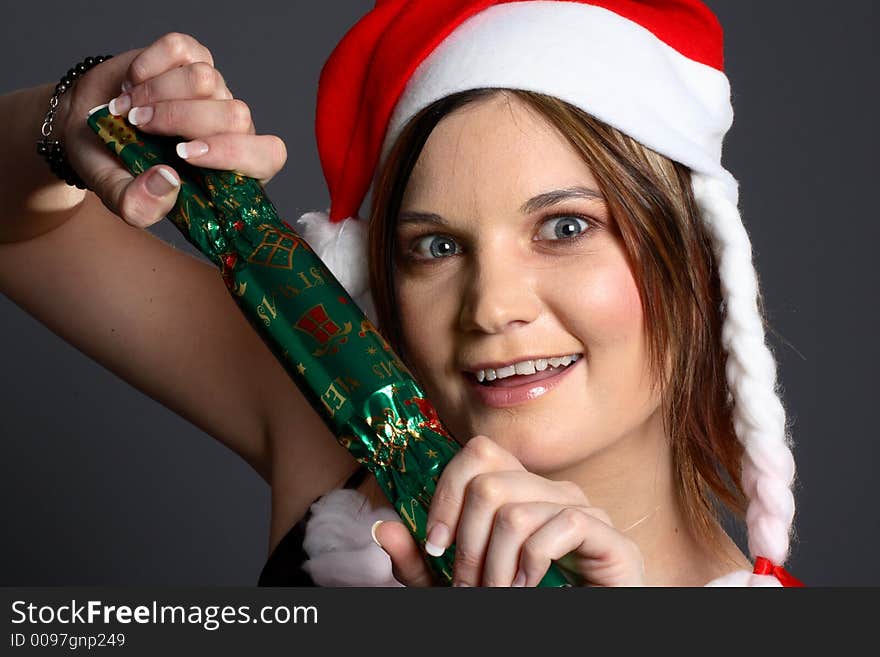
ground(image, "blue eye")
xmin=405 ymin=216 xmax=591 ymax=263
xmin=536 ymin=215 xmax=591 ymax=241
xmin=413 ymin=234 xmax=459 ymax=259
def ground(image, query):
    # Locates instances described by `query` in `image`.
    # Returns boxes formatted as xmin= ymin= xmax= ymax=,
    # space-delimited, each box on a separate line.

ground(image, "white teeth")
xmin=514 ymin=360 xmax=537 ymax=375
xmin=496 ymin=365 xmax=516 ymax=379
xmin=473 ymin=354 xmax=581 ymax=382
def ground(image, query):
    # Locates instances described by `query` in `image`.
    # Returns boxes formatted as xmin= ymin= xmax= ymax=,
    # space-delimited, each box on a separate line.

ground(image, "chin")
xmin=459 ymin=419 xmax=600 ymax=475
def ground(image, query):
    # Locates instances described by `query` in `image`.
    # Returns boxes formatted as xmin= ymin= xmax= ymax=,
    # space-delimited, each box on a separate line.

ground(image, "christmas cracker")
xmin=87 ymin=106 xmax=571 ymax=587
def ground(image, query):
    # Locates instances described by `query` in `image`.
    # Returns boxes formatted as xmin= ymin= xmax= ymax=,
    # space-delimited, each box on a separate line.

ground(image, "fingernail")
xmin=453 ymin=582 xmax=471 ymax=587
xmin=108 ymin=94 xmax=131 ymax=117
xmin=128 ymin=106 xmax=153 ymax=126
xmin=121 ymin=80 xmax=133 ymax=94
xmin=512 ymin=569 xmax=527 ymax=587
xmin=176 ymin=140 xmax=209 ymax=160
xmin=146 ymin=167 xmax=179 ymax=197
xmin=370 ymin=520 xmax=383 ymax=548
xmin=425 ymin=522 xmax=450 ymax=557
xmin=86 ymin=103 xmax=109 ymax=118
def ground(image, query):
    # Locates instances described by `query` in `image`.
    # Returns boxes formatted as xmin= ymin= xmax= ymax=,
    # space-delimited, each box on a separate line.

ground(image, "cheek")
xmin=565 ymin=256 xmax=659 ymax=401
xmin=395 ymin=279 xmax=453 ymax=377
xmin=566 ymin=260 xmax=644 ymax=346
xmin=570 ymin=260 xmax=662 ymax=425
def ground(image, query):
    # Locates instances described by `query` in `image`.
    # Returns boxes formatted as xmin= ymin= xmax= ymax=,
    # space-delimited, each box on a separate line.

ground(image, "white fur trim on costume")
xmin=691 ymin=172 xmax=798 ymax=572
xmin=301 ymin=488 xmax=403 ymax=587
xmin=379 ymin=1 xmax=738 ymax=203
xmin=295 ymin=211 xmax=377 ymax=324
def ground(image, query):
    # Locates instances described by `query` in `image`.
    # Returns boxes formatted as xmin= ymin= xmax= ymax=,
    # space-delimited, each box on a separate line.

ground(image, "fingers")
xmin=68 ymin=32 xmax=285 ymax=227
xmin=94 ymin=133 xmax=283 ymax=227
xmin=116 ymin=98 xmax=255 ymax=140
xmin=481 ymin=501 xmax=561 ymax=586
xmin=373 ymin=521 xmax=434 ymax=587
xmin=452 ymin=472 xmax=589 ymax=586
xmin=425 ymin=435 xmax=525 ymax=557
xmin=125 ymin=63 xmax=233 ymax=108
xmin=517 ymin=506 xmax=645 ymax=587
xmin=175 ymin=133 xmax=287 ymax=185
xmin=105 ymin=32 xmax=285 ymax=188
xmin=124 ymin=32 xmax=215 ymax=87
xmin=98 ymin=165 xmax=181 ymax=229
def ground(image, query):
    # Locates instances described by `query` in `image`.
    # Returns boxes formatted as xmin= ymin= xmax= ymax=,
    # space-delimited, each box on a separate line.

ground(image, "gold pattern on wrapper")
xmin=86 ymin=108 xmax=572 ymax=588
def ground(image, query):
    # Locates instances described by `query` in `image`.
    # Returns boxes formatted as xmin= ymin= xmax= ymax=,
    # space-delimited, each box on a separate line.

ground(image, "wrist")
xmin=36 ymin=55 xmax=113 ymax=190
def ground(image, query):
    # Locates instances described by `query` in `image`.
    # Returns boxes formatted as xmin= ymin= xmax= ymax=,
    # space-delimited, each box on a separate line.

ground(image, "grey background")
xmin=1 ymin=1 xmax=876 ymax=586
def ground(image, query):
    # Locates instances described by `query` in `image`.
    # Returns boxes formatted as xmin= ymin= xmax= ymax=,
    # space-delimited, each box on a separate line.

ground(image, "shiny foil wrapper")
xmin=87 ymin=107 xmax=570 ymax=587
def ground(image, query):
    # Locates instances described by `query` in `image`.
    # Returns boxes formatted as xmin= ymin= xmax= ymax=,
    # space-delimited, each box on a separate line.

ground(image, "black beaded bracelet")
xmin=36 ymin=54 xmax=114 ymax=190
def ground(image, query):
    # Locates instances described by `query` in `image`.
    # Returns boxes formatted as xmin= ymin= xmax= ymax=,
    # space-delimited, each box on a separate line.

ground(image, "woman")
xmin=0 ymin=0 xmax=800 ymax=586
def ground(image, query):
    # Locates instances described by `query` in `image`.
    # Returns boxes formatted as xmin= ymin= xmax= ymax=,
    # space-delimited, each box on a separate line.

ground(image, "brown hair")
xmin=368 ymin=88 xmax=748 ymax=564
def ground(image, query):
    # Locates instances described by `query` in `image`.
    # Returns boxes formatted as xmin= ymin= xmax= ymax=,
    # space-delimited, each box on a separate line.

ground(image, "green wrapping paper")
xmin=87 ymin=107 xmax=571 ymax=587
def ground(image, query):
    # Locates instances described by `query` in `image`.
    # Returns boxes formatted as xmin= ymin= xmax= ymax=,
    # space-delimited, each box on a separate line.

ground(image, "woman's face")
xmin=394 ymin=93 xmax=663 ymax=477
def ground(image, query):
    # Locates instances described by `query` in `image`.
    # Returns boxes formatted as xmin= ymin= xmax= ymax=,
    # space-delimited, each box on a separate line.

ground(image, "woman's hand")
xmin=373 ymin=435 xmax=646 ymax=587
xmin=59 ymin=32 xmax=287 ymax=228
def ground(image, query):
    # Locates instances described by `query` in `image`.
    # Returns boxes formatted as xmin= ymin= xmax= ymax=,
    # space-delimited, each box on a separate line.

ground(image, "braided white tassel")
xmin=295 ymin=211 xmax=378 ymax=324
xmin=691 ymin=173 xmax=797 ymax=586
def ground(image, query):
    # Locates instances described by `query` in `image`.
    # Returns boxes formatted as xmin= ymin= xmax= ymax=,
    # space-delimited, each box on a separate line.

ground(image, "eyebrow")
xmin=397 ymin=185 xmax=604 ymax=226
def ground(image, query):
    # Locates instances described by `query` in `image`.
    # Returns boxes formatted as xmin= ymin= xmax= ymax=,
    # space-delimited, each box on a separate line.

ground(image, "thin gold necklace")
xmin=621 ymin=504 xmax=661 ymax=533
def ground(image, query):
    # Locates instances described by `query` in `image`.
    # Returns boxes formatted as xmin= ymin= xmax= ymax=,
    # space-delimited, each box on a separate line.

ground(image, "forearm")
xmin=0 ymin=83 xmax=87 ymax=243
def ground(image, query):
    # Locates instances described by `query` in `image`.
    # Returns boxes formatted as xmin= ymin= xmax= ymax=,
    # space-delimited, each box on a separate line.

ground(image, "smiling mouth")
xmin=470 ymin=354 xmax=582 ymax=387
xmin=464 ymin=355 xmax=582 ymax=408
xmin=471 ymin=365 xmax=571 ymax=388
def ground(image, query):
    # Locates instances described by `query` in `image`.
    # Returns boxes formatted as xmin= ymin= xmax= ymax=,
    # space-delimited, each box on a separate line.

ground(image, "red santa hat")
xmin=296 ymin=0 xmax=802 ymax=587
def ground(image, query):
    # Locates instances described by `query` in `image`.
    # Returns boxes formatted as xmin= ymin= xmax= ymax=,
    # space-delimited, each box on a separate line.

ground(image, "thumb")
xmin=372 ymin=520 xmax=435 ymax=587
xmin=101 ymin=165 xmax=181 ymax=229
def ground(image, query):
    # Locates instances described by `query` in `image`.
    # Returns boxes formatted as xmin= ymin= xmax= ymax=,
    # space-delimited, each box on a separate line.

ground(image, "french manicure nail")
xmin=425 ymin=522 xmax=450 ymax=557
xmin=86 ymin=104 xmax=109 ymax=118
xmin=370 ymin=520 xmax=383 ymax=548
xmin=108 ymin=94 xmax=131 ymax=117
xmin=512 ymin=570 xmax=527 ymax=587
xmin=128 ymin=106 xmax=153 ymax=126
xmin=176 ymin=140 xmax=209 ymax=160
xmin=146 ymin=167 xmax=179 ymax=198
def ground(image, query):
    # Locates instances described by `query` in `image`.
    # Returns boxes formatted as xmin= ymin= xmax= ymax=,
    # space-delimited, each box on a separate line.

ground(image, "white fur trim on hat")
xmin=379 ymin=1 xmax=738 ymax=203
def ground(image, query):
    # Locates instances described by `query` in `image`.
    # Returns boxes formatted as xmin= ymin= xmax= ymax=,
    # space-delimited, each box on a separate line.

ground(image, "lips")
xmin=464 ymin=357 xmax=581 ymax=408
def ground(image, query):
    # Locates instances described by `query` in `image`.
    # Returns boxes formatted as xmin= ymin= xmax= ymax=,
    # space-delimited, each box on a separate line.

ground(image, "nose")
xmin=457 ymin=249 xmax=542 ymax=334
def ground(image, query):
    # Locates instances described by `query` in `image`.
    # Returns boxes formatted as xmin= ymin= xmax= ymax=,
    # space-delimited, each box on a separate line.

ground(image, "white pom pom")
xmin=295 ymin=211 xmax=378 ymax=324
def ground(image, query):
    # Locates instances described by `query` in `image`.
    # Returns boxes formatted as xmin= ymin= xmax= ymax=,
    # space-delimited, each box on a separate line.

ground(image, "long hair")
xmin=367 ymin=88 xmax=753 ymax=565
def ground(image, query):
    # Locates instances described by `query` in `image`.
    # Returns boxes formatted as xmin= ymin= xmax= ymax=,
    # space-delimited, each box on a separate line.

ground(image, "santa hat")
xmin=296 ymin=0 xmax=801 ymax=587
